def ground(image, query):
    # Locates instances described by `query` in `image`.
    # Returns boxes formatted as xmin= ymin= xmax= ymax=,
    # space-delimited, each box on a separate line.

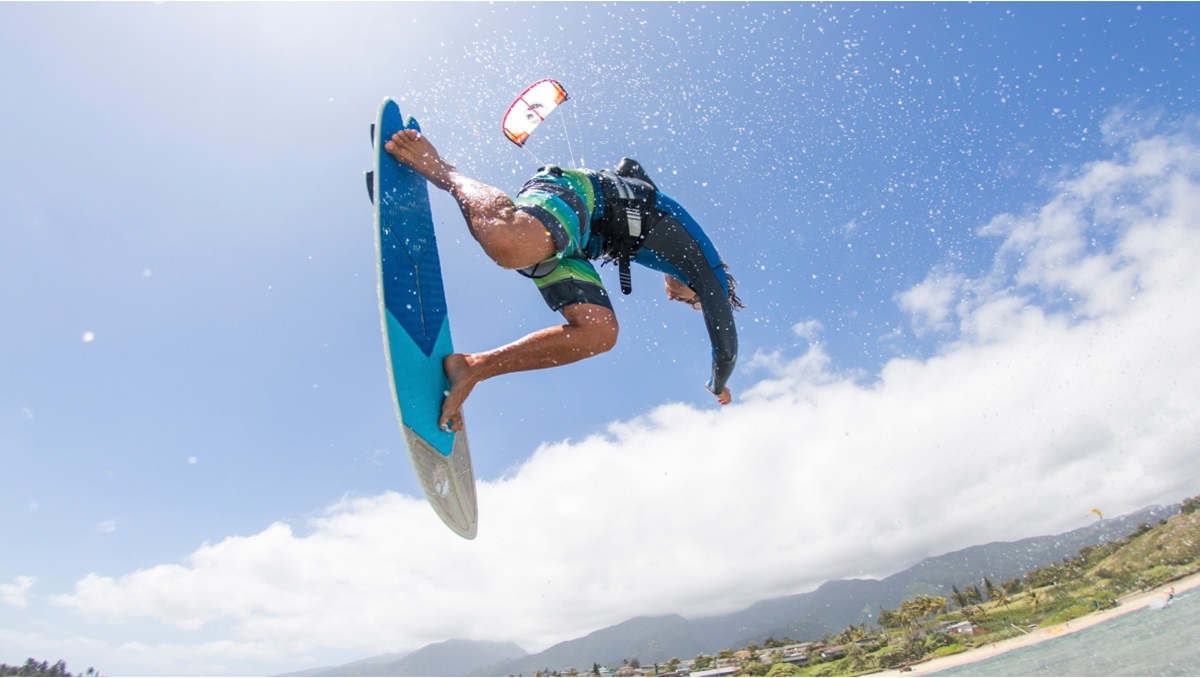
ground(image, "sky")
xmin=2 ymin=1 xmax=1199 ymax=675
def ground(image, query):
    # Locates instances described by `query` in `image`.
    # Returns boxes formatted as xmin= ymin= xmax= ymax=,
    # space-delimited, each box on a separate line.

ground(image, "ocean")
xmin=933 ymin=588 xmax=1198 ymax=676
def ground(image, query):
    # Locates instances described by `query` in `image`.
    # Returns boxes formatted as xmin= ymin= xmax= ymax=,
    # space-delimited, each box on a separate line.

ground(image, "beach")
xmin=871 ymin=570 xmax=1200 ymax=677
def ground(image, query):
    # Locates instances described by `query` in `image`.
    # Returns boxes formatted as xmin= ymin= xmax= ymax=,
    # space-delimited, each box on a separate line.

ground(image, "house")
xmin=779 ymin=643 xmax=814 ymax=655
xmin=819 ymin=645 xmax=847 ymax=661
xmin=688 ymin=667 xmax=738 ymax=677
xmin=946 ymin=621 xmax=979 ymax=636
xmin=780 ymin=650 xmax=809 ymax=666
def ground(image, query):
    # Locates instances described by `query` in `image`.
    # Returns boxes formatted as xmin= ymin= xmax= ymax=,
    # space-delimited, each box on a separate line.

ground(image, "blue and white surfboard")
xmin=369 ymin=97 xmax=477 ymax=539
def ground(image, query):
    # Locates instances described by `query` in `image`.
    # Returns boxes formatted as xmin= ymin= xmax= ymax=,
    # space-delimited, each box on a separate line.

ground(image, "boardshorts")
xmin=512 ymin=164 xmax=738 ymax=395
xmin=513 ymin=167 xmax=613 ymax=312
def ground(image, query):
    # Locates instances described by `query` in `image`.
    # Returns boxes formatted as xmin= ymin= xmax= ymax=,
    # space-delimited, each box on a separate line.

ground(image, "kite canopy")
xmin=1090 ymin=508 xmax=1104 ymax=519
xmin=502 ymin=78 xmax=569 ymax=147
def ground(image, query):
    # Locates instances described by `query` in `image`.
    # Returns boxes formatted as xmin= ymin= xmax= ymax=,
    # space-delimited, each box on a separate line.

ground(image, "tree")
xmin=965 ymin=584 xmax=984 ymax=604
xmin=1180 ymin=494 xmax=1200 ymax=515
xmin=835 ymin=624 xmax=866 ymax=645
xmin=950 ymin=585 xmax=969 ymax=609
xmin=0 ymin=659 xmax=72 ymax=677
xmin=1027 ymin=589 xmax=1043 ymax=614
xmin=877 ymin=606 xmax=903 ymax=630
xmin=740 ymin=660 xmax=770 ymax=676
xmin=983 ymin=577 xmax=1000 ymax=602
xmin=766 ymin=663 xmax=803 ymax=677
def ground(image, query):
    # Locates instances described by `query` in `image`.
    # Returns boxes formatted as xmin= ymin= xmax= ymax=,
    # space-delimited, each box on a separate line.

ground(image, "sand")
xmin=870 ymin=570 xmax=1200 ymax=677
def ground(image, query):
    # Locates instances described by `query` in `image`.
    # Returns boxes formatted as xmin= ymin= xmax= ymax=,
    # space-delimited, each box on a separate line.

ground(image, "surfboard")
xmin=368 ymin=97 xmax=478 ymax=539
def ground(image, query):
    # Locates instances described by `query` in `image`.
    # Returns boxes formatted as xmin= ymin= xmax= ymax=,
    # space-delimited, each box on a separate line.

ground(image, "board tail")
xmin=404 ymin=425 xmax=478 ymax=539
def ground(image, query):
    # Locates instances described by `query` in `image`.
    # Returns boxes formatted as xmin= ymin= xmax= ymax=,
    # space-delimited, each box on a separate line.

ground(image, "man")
xmin=385 ymin=129 xmax=743 ymax=432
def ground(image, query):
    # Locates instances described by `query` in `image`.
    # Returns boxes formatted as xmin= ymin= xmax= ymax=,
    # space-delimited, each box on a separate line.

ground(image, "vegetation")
xmin=27 ymin=499 xmax=1195 ymax=678
xmin=530 ymin=495 xmax=1200 ymax=677
xmin=0 ymin=659 xmax=97 ymax=677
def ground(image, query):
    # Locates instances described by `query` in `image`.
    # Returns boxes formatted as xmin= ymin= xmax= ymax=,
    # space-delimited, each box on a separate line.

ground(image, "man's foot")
xmin=384 ymin=129 xmax=456 ymax=190
xmin=440 ymin=353 xmax=478 ymax=432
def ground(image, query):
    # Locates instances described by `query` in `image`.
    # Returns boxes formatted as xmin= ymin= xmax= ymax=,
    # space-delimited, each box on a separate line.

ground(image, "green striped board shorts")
xmin=512 ymin=167 xmax=613 ymax=312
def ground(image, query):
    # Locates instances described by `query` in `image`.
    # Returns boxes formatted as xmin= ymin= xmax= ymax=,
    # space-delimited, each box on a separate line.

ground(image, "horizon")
xmin=289 ymin=500 xmax=1193 ymax=676
xmin=3 ymin=2 xmax=1200 ymax=675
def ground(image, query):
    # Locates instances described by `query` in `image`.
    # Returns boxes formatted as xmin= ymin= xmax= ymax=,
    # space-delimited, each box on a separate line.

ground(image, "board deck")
xmin=370 ymin=97 xmax=477 ymax=539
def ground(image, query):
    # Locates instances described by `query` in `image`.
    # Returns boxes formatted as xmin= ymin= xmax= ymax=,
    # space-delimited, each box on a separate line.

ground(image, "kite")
xmin=1090 ymin=508 xmax=1103 ymax=520
xmin=502 ymin=79 xmax=569 ymax=147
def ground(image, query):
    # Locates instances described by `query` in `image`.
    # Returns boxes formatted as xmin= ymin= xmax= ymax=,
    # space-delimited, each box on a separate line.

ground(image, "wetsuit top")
xmin=513 ymin=167 xmax=738 ymax=395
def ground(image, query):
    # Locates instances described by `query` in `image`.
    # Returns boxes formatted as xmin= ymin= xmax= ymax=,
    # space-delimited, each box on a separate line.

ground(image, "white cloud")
xmin=790 ymin=319 xmax=825 ymax=342
xmin=50 ymin=121 xmax=1200 ymax=672
xmin=896 ymin=269 xmax=966 ymax=336
xmin=96 ymin=520 xmax=117 ymax=534
xmin=1 ymin=576 xmax=35 ymax=609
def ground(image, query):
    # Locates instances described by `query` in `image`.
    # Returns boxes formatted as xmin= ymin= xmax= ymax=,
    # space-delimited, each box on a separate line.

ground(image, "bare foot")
xmin=440 ymin=353 xmax=478 ymax=432
xmin=384 ymin=129 xmax=456 ymax=190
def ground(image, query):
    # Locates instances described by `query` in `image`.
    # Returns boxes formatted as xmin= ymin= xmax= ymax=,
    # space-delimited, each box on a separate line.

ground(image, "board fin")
xmin=365 ymin=170 xmax=375 ymax=204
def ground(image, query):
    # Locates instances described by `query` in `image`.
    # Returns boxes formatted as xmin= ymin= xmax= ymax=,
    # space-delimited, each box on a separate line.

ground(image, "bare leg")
xmin=384 ymin=130 xmax=613 ymax=429
xmin=385 ymin=129 xmax=554 ymax=269
xmin=439 ymin=304 xmax=618 ymax=431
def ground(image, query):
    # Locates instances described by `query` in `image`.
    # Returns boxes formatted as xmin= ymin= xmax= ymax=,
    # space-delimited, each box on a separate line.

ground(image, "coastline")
xmin=870 ymin=569 xmax=1200 ymax=677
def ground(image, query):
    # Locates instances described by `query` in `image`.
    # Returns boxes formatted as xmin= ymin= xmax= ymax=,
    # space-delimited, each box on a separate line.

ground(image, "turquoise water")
xmin=933 ymin=589 xmax=1198 ymax=676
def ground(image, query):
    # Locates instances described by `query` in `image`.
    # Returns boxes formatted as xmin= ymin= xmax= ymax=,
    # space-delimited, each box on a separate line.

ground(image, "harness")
xmin=597 ymin=167 xmax=658 ymax=294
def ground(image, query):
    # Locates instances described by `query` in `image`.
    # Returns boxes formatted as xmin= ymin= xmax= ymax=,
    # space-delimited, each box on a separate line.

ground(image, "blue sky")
xmin=2 ymin=2 xmax=1199 ymax=675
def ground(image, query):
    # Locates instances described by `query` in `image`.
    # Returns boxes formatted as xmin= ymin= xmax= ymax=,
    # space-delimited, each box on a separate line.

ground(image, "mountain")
xmin=280 ymin=639 xmax=526 ymax=677
xmin=476 ymin=503 xmax=1175 ymax=675
xmin=287 ymin=504 xmax=1177 ymax=677
xmin=710 ymin=502 xmax=1176 ymax=650
xmin=473 ymin=615 xmax=712 ymax=677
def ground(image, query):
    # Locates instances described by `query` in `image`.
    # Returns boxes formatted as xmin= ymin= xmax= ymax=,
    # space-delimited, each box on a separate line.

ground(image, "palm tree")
xmin=950 ymin=585 xmax=969 ymax=609
xmin=836 ymin=623 xmax=867 ymax=645
xmin=1028 ymin=589 xmax=1042 ymax=614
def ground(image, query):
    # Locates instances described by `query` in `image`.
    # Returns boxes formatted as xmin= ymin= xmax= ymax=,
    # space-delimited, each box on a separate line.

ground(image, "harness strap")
xmin=598 ymin=170 xmax=657 ymax=294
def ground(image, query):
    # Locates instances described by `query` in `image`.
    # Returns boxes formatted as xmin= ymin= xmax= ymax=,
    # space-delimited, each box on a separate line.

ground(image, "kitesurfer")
xmin=384 ymin=128 xmax=743 ymax=432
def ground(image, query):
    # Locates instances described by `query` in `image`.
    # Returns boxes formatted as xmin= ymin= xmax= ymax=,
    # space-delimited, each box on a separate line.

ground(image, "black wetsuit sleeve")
xmin=638 ymin=216 xmax=739 ymax=395
xmin=701 ymin=285 xmax=738 ymax=394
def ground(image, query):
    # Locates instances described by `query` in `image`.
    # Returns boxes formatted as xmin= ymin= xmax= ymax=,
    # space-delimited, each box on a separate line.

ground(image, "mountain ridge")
xmin=281 ymin=504 xmax=1174 ymax=676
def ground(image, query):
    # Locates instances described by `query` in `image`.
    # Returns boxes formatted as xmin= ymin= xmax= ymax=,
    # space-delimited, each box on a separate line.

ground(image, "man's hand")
xmin=715 ymin=386 xmax=732 ymax=405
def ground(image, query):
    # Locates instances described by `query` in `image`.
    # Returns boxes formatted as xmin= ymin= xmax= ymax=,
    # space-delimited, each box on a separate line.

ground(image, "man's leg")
xmin=385 ymin=129 xmax=554 ymax=270
xmin=439 ymin=303 xmax=618 ymax=431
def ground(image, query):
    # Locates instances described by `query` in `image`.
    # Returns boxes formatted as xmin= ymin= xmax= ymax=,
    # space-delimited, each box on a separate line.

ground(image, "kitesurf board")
xmin=368 ymin=97 xmax=478 ymax=539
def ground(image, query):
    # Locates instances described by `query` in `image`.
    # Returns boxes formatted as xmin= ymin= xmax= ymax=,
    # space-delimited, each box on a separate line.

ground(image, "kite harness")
xmin=598 ymin=158 xmax=659 ymax=294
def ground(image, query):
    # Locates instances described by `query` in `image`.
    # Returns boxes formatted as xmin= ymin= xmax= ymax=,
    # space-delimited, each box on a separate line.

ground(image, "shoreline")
xmin=870 ymin=569 xmax=1200 ymax=677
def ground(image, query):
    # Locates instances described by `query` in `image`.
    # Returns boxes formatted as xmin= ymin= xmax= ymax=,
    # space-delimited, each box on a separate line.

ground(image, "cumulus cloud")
xmin=1 ymin=576 xmax=35 ymax=609
xmin=51 ymin=120 xmax=1200 ymax=669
